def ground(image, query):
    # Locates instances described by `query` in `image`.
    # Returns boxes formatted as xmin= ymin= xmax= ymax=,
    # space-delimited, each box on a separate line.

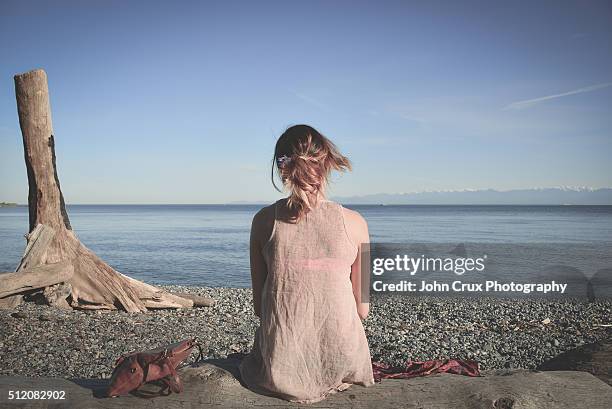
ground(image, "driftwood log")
xmin=538 ymin=338 xmax=612 ymax=386
xmin=0 ymin=69 xmax=201 ymax=312
xmin=0 ymin=363 xmax=611 ymax=409
xmin=0 ymin=260 xmax=73 ymax=298
xmin=168 ymin=291 xmax=215 ymax=307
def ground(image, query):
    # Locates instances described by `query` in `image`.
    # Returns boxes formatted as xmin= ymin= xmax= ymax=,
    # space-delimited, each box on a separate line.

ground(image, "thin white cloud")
xmin=503 ymin=82 xmax=612 ymax=110
xmin=571 ymin=32 xmax=590 ymax=39
xmin=289 ymin=90 xmax=328 ymax=111
xmin=397 ymin=112 xmax=426 ymax=124
xmin=384 ymin=104 xmax=426 ymax=123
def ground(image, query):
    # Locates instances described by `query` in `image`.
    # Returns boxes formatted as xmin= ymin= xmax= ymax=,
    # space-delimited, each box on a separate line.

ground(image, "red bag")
xmin=106 ymin=338 xmax=203 ymax=397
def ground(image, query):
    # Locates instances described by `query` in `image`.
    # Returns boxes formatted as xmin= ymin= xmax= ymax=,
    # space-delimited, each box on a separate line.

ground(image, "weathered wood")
xmin=0 ymin=261 xmax=73 ymax=298
xmin=538 ymin=338 xmax=612 ymax=386
xmin=120 ymin=273 xmax=194 ymax=309
xmin=0 ymin=224 xmax=57 ymax=307
xmin=6 ymin=69 xmax=197 ymax=313
xmin=0 ymin=294 xmax=23 ymax=309
xmin=0 ymin=365 xmax=610 ymax=408
xmin=15 ymin=70 xmax=70 ymax=234
xmin=16 ymin=224 xmax=56 ymax=272
xmin=169 ymin=292 xmax=216 ymax=307
xmin=72 ymin=302 xmax=118 ymax=311
xmin=43 ymin=282 xmax=73 ymax=310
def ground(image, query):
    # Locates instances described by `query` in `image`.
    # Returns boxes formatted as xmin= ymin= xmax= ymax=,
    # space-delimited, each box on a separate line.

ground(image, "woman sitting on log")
xmin=239 ymin=124 xmax=375 ymax=403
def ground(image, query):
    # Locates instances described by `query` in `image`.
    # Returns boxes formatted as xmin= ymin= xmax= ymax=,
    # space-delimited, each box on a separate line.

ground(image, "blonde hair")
xmin=271 ymin=125 xmax=351 ymax=221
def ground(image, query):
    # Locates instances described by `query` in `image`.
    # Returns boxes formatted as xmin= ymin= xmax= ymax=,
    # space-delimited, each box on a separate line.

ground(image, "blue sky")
xmin=1 ymin=0 xmax=611 ymax=204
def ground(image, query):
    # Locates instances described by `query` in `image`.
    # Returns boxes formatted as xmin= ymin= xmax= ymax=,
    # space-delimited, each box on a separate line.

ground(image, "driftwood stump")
xmin=0 ymin=69 xmax=200 ymax=312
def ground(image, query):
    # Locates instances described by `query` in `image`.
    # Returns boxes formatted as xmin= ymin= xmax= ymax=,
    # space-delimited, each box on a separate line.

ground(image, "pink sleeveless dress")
xmin=239 ymin=199 xmax=375 ymax=403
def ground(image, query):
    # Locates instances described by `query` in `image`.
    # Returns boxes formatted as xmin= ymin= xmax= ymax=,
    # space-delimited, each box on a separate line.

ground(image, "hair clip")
xmin=276 ymin=155 xmax=292 ymax=168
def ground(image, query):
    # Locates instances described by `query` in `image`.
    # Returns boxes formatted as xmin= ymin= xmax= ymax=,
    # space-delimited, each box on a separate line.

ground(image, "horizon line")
xmin=2 ymin=203 xmax=612 ymax=207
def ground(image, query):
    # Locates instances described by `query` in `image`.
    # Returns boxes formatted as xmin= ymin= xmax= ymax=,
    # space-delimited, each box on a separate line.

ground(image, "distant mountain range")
xmin=6 ymin=188 xmax=608 ymax=206
xmin=332 ymin=187 xmax=612 ymax=205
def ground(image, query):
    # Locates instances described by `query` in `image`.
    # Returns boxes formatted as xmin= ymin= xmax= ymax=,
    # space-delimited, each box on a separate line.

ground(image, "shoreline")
xmin=0 ymin=285 xmax=610 ymax=381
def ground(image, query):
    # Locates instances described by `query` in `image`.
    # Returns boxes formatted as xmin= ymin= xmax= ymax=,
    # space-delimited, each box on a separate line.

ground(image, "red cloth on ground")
xmin=371 ymin=359 xmax=480 ymax=383
xmin=229 ymin=353 xmax=480 ymax=384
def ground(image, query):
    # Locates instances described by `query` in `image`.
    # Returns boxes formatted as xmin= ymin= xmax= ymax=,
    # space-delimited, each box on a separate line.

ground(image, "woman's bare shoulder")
xmin=253 ymin=202 xmax=276 ymax=222
xmin=342 ymin=206 xmax=367 ymax=226
xmin=341 ymin=206 xmax=369 ymax=242
xmin=251 ymin=202 xmax=278 ymax=243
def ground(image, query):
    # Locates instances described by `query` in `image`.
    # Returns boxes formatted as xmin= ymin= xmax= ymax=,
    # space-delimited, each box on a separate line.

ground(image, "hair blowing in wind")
xmin=272 ymin=125 xmax=351 ymax=221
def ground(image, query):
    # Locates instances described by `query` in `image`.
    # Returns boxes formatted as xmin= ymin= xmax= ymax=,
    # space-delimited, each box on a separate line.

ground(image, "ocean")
xmin=1 ymin=204 xmax=611 ymax=287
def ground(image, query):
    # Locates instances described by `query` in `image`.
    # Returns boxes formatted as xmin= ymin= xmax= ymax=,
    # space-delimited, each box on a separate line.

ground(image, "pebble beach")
xmin=0 ymin=285 xmax=610 ymax=380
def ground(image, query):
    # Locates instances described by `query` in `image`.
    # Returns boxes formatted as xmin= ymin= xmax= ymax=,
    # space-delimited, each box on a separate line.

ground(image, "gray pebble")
xmin=0 ymin=286 xmax=610 ymax=378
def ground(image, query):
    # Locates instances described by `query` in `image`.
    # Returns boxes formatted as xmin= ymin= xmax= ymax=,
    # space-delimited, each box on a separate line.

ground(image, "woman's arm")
xmin=249 ymin=207 xmax=272 ymax=318
xmin=345 ymin=208 xmax=370 ymax=320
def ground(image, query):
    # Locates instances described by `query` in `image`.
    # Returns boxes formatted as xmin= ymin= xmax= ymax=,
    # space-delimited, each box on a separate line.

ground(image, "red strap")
xmin=372 ymin=359 xmax=480 ymax=383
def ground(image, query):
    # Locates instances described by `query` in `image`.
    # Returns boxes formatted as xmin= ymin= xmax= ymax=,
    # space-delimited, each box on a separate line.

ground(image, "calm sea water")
xmin=1 ymin=204 xmax=611 ymax=287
